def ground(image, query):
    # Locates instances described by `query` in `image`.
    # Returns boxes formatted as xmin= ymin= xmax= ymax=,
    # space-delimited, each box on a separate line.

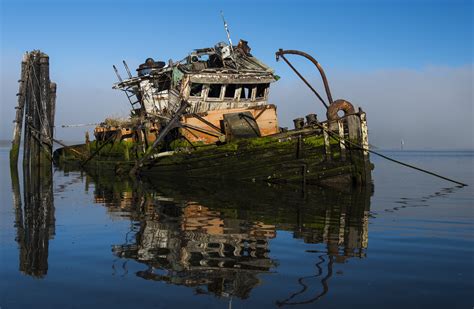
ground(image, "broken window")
xmin=256 ymin=83 xmax=269 ymax=99
xmin=224 ymin=84 xmax=237 ymax=98
xmin=153 ymin=74 xmax=171 ymax=92
xmin=190 ymin=83 xmax=203 ymax=97
xmin=208 ymin=84 xmax=222 ymax=98
xmin=240 ymin=84 xmax=253 ymax=100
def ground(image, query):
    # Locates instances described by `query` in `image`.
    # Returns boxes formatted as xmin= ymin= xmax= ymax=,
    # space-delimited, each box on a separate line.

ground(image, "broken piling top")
xmin=10 ymin=50 xmax=56 ymax=168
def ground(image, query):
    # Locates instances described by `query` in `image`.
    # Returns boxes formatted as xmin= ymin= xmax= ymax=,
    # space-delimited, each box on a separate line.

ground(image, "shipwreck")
xmin=54 ymin=39 xmax=373 ymax=186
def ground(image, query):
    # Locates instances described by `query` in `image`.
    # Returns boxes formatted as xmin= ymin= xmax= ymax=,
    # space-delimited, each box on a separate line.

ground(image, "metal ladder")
xmin=113 ymin=61 xmax=144 ymax=114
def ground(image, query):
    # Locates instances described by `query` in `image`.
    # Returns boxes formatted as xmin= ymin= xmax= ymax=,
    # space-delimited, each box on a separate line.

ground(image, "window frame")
xmin=238 ymin=84 xmax=255 ymax=101
xmin=205 ymin=83 xmax=224 ymax=101
xmin=255 ymin=83 xmax=269 ymax=100
xmin=222 ymin=84 xmax=239 ymax=100
xmin=189 ymin=82 xmax=204 ymax=98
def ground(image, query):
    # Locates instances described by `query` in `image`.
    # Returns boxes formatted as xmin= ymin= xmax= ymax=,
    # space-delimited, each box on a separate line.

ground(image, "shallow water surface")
xmin=1 ymin=148 xmax=473 ymax=308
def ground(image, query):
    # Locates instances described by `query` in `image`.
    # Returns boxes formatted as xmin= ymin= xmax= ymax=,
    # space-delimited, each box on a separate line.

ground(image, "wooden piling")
xmin=39 ymin=53 xmax=52 ymax=165
xmin=49 ymin=82 xmax=57 ymax=139
xmin=10 ymin=53 xmax=30 ymax=166
xmin=27 ymin=52 xmax=42 ymax=168
xmin=85 ymin=131 xmax=91 ymax=155
xmin=23 ymin=53 xmax=33 ymax=168
xmin=9 ymin=50 xmax=56 ymax=277
xmin=13 ymin=50 xmax=56 ymax=169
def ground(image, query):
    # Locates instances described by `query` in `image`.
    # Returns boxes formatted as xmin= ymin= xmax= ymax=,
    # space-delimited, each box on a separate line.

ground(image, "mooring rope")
xmin=318 ymin=123 xmax=468 ymax=187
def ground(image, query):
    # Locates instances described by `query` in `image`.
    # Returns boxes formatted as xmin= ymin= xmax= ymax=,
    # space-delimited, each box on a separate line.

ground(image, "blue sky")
xmin=1 ymin=0 xmax=472 ymax=148
xmin=1 ymin=0 xmax=472 ymax=70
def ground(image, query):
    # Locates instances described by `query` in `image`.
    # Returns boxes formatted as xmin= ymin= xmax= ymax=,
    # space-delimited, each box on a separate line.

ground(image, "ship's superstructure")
xmin=114 ymin=40 xmax=276 ymax=116
xmin=102 ymin=40 xmax=280 ymax=145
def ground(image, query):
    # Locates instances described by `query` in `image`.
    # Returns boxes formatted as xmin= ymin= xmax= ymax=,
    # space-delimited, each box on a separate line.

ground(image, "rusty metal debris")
xmin=326 ymin=99 xmax=356 ymax=121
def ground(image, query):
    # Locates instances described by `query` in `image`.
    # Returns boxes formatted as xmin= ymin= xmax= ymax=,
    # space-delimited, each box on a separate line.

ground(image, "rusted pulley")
xmin=326 ymin=99 xmax=355 ymax=121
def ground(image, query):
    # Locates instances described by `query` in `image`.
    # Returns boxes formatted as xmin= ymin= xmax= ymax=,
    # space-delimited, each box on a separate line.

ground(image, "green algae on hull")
xmin=54 ymin=120 xmax=372 ymax=187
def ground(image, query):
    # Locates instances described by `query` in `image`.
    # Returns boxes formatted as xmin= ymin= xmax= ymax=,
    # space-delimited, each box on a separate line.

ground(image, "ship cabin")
xmin=106 ymin=40 xmax=281 ymax=145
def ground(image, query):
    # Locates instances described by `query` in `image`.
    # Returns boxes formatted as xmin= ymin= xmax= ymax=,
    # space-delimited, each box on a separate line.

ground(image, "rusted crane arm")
xmin=276 ymin=49 xmax=334 ymax=108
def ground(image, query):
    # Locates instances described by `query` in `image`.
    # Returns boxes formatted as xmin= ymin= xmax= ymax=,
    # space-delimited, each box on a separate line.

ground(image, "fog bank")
xmin=1 ymin=64 xmax=472 ymax=150
xmin=271 ymin=65 xmax=473 ymax=150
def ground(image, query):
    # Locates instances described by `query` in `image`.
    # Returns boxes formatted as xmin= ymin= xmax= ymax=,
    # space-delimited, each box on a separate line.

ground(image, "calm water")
xmin=1 ymin=146 xmax=473 ymax=308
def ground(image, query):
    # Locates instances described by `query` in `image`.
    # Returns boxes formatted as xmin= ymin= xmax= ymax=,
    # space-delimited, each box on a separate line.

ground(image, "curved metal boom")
xmin=275 ymin=49 xmax=334 ymax=109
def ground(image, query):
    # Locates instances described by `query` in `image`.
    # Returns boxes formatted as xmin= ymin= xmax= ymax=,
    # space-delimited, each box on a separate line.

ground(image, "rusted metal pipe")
xmin=278 ymin=54 xmax=328 ymax=109
xmin=276 ymin=49 xmax=334 ymax=107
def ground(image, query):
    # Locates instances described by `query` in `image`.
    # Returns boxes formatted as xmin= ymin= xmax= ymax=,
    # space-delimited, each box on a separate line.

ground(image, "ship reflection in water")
xmin=91 ymin=174 xmax=371 ymax=303
xmin=11 ymin=164 xmax=370 ymax=304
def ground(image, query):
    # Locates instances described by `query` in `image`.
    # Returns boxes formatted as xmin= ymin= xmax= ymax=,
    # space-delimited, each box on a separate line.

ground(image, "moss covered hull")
xmin=54 ymin=113 xmax=373 ymax=187
xmin=141 ymin=135 xmax=360 ymax=185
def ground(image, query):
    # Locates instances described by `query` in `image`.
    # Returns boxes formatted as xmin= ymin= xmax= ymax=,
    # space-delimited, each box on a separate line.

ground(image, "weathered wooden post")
xmin=346 ymin=110 xmax=372 ymax=185
xmin=23 ymin=53 xmax=32 ymax=168
xmin=358 ymin=110 xmax=372 ymax=184
xmin=85 ymin=131 xmax=91 ymax=155
xmin=39 ymin=53 xmax=52 ymax=165
xmin=322 ymin=122 xmax=331 ymax=161
xmin=23 ymin=51 xmax=41 ymax=168
xmin=359 ymin=111 xmax=369 ymax=157
xmin=9 ymin=50 xmax=56 ymax=278
xmin=49 ymin=82 xmax=57 ymax=139
xmin=10 ymin=53 xmax=30 ymax=166
xmin=338 ymin=120 xmax=346 ymax=161
xmin=347 ymin=114 xmax=360 ymax=142
xmin=12 ymin=50 xmax=56 ymax=169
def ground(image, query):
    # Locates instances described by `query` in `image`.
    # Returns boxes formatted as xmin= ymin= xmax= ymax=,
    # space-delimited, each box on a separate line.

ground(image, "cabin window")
xmin=190 ymin=83 xmax=203 ymax=97
xmin=153 ymin=74 xmax=171 ymax=92
xmin=240 ymin=84 xmax=253 ymax=100
xmin=224 ymin=84 xmax=237 ymax=98
xmin=208 ymin=84 xmax=222 ymax=98
xmin=256 ymin=83 xmax=269 ymax=99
